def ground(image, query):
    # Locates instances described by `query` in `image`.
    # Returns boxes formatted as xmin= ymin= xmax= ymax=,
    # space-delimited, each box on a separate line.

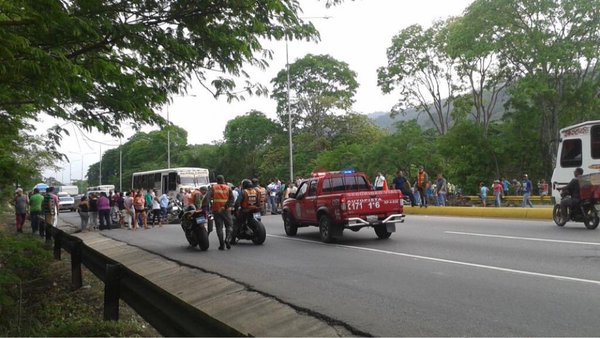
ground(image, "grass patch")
xmin=0 ymin=205 xmax=159 ymax=337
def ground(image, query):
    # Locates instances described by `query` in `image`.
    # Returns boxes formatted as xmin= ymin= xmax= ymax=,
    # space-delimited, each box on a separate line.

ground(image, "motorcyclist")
xmin=251 ymin=178 xmax=267 ymax=215
xmin=560 ymin=167 xmax=583 ymax=221
xmin=234 ymin=179 xmax=261 ymax=238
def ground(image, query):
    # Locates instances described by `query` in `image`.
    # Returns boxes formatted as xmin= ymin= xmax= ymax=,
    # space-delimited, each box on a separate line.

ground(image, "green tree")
xmin=377 ymin=21 xmax=459 ymax=135
xmin=461 ymin=0 xmax=600 ymax=169
xmin=271 ymin=54 xmax=359 ymax=139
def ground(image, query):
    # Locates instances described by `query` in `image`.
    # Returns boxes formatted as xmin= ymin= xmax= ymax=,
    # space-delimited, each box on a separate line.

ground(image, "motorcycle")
xmin=166 ymin=198 xmax=182 ymax=224
xmin=553 ymin=193 xmax=599 ymax=229
xmin=180 ymin=206 xmax=210 ymax=250
xmin=231 ymin=209 xmax=266 ymax=245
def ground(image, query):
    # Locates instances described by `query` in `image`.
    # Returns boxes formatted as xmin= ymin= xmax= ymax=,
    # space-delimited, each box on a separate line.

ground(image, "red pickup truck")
xmin=282 ymin=171 xmax=405 ymax=243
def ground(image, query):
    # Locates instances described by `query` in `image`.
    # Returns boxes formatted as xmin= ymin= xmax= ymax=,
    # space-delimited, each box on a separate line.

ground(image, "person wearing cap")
xmin=493 ymin=179 xmax=503 ymax=207
xmin=13 ymin=188 xmax=28 ymax=233
xmin=521 ymin=174 xmax=534 ymax=208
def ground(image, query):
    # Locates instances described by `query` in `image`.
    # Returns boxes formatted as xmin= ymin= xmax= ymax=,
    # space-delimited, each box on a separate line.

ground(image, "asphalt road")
xmin=59 ymin=211 xmax=600 ymax=336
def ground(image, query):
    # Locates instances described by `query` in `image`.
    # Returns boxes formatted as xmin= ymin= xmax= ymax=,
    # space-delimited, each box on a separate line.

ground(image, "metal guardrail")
xmin=48 ymin=225 xmax=242 ymax=337
xmin=449 ymin=195 xmax=553 ymax=206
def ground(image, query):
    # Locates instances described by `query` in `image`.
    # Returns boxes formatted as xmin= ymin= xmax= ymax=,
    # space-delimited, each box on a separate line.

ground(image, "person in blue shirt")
xmin=479 ymin=182 xmax=489 ymax=207
xmin=521 ymin=174 xmax=534 ymax=208
xmin=159 ymin=193 xmax=169 ymax=222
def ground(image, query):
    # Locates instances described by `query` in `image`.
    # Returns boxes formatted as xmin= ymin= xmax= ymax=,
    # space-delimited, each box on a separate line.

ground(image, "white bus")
xmin=131 ymin=167 xmax=210 ymax=197
xmin=551 ymin=120 xmax=600 ymax=202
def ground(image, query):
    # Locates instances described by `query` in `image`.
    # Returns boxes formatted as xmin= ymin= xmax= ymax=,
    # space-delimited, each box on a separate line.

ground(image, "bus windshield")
xmin=179 ymin=173 xmax=210 ymax=186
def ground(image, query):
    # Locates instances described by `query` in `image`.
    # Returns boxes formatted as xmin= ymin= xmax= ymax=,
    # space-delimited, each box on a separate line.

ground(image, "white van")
xmin=551 ymin=120 xmax=600 ymax=203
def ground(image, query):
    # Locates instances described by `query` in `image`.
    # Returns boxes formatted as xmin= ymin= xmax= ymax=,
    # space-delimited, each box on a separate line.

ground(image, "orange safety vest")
xmin=257 ymin=186 xmax=267 ymax=204
xmin=240 ymin=188 xmax=258 ymax=209
xmin=417 ymin=171 xmax=427 ymax=188
xmin=211 ymin=184 xmax=230 ymax=212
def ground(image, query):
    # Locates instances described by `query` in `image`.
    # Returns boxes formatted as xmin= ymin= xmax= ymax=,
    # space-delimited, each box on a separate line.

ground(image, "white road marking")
xmin=445 ymin=231 xmax=600 ymax=246
xmin=267 ymin=234 xmax=600 ymax=286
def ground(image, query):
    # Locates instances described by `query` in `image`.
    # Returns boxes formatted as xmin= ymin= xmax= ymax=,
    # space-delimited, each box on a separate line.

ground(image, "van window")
xmin=560 ymin=139 xmax=582 ymax=167
xmin=592 ymin=125 xmax=600 ymax=159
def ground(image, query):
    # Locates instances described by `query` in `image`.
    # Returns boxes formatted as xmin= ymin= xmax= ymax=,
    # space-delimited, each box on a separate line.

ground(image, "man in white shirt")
xmin=374 ymin=171 xmax=386 ymax=191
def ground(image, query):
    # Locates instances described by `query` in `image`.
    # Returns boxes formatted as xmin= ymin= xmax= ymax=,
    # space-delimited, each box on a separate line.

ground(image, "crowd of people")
xmin=376 ymin=167 xmax=551 ymax=208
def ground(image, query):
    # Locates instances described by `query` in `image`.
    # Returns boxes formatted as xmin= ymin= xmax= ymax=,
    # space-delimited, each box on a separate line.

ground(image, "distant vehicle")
xmin=87 ymin=185 xmax=115 ymax=194
xmin=57 ymin=192 xmax=75 ymax=212
xmin=132 ymin=167 xmax=210 ymax=197
xmin=551 ymin=120 xmax=600 ymax=203
xmin=58 ymin=185 xmax=79 ymax=196
xmin=282 ymin=170 xmax=405 ymax=243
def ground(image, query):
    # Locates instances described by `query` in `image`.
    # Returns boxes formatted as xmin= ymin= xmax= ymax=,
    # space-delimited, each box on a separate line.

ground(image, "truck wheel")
xmin=553 ymin=205 xmax=567 ymax=227
xmin=375 ymin=225 xmax=392 ymax=239
xmin=319 ymin=215 xmax=334 ymax=243
xmin=284 ymin=212 xmax=298 ymax=236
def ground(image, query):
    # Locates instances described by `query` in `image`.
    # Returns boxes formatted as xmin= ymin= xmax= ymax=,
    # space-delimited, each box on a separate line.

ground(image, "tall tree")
xmin=461 ymin=0 xmax=600 ymax=168
xmin=271 ymin=54 xmax=359 ymax=139
xmin=377 ymin=21 xmax=459 ymax=135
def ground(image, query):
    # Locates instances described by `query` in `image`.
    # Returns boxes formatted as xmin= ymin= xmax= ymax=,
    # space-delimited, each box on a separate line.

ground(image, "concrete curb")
xmin=403 ymin=206 xmax=553 ymax=220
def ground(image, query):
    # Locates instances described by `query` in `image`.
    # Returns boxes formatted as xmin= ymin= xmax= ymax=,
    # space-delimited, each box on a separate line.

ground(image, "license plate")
xmin=366 ymin=215 xmax=378 ymax=222
xmin=195 ymin=216 xmax=206 ymax=224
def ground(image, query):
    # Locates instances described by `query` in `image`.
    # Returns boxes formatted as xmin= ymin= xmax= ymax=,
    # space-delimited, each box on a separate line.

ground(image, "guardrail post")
xmin=53 ymin=230 xmax=62 ymax=260
xmin=45 ymin=221 xmax=53 ymax=242
xmin=71 ymin=240 xmax=83 ymax=291
xmin=104 ymin=263 xmax=121 ymax=321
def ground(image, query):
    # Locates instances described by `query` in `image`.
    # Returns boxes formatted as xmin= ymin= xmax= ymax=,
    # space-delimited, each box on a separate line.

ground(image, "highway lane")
xmin=59 ymin=212 xmax=600 ymax=336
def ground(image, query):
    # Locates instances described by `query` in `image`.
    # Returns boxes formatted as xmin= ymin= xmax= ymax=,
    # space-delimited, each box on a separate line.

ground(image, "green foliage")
xmin=271 ymin=54 xmax=359 ymax=138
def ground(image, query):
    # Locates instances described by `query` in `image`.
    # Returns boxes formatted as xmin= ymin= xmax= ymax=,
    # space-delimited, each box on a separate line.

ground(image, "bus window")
xmin=592 ymin=125 xmax=600 ymax=159
xmin=560 ymin=139 xmax=582 ymax=168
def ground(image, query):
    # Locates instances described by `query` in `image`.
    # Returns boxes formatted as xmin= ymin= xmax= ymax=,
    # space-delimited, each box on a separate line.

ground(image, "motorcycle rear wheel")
xmin=583 ymin=207 xmax=599 ymax=230
xmin=252 ymin=219 xmax=266 ymax=245
xmin=553 ymin=205 xmax=567 ymax=227
xmin=196 ymin=226 xmax=209 ymax=250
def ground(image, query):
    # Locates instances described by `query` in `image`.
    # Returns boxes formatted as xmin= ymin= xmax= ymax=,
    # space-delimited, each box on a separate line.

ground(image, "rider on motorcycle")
xmin=560 ymin=167 xmax=584 ymax=221
xmin=234 ymin=179 xmax=261 ymax=237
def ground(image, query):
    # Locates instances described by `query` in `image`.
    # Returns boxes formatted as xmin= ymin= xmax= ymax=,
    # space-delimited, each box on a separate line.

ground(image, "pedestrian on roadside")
xmin=150 ymin=191 xmax=161 ymax=226
xmin=89 ymin=193 xmax=99 ymax=230
xmin=522 ymin=174 xmax=534 ymax=208
xmin=159 ymin=192 xmax=169 ymax=223
xmin=493 ymin=180 xmax=503 ymax=207
xmin=436 ymin=174 xmax=447 ymax=206
xmin=416 ymin=166 xmax=428 ymax=208
xmin=124 ymin=191 xmax=136 ymax=230
xmin=373 ymin=171 xmax=387 ymax=191
xmin=393 ymin=170 xmax=415 ymax=207
xmin=29 ymin=188 xmax=43 ymax=235
xmin=97 ymin=192 xmax=111 ymax=230
xmin=77 ymin=195 xmax=90 ymax=232
xmin=13 ymin=188 xmax=28 ymax=233
xmin=479 ymin=182 xmax=489 ymax=207
xmin=134 ymin=189 xmax=148 ymax=229
xmin=502 ymin=177 xmax=510 ymax=196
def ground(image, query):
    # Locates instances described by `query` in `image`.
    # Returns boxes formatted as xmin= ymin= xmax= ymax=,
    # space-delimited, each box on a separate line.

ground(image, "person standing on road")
xmin=13 ymin=188 xmax=28 ymax=233
xmin=393 ymin=170 xmax=415 ymax=207
xmin=208 ymin=175 xmax=235 ymax=250
xmin=522 ymin=174 xmax=534 ymax=208
xmin=134 ymin=189 xmax=148 ymax=229
xmin=159 ymin=192 xmax=169 ymax=224
xmin=416 ymin=166 xmax=428 ymax=208
xmin=97 ymin=192 xmax=111 ymax=230
xmin=29 ymin=188 xmax=43 ymax=235
xmin=77 ymin=195 xmax=90 ymax=232
xmin=124 ymin=191 xmax=136 ymax=230
xmin=88 ymin=193 xmax=99 ymax=230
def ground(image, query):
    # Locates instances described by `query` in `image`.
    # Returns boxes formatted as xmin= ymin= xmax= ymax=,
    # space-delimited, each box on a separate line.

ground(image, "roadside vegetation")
xmin=0 ymin=204 xmax=158 ymax=337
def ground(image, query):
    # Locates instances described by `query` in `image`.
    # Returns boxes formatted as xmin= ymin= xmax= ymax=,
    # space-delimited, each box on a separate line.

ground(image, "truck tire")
xmin=283 ymin=212 xmax=298 ymax=236
xmin=374 ymin=225 xmax=392 ymax=239
xmin=319 ymin=215 xmax=334 ymax=243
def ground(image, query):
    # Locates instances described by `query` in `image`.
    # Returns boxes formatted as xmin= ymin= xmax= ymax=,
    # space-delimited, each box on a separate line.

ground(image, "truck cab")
xmin=551 ymin=120 xmax=600 ymax=203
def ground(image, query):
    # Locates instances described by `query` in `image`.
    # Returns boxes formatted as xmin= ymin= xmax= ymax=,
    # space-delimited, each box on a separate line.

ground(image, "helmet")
xmin=242 ymin=179 xmax=253 ymax=189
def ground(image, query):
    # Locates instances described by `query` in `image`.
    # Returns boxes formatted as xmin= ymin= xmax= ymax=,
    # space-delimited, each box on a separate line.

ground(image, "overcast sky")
xmin=47 ymin=0 xmax=474 ymax=183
